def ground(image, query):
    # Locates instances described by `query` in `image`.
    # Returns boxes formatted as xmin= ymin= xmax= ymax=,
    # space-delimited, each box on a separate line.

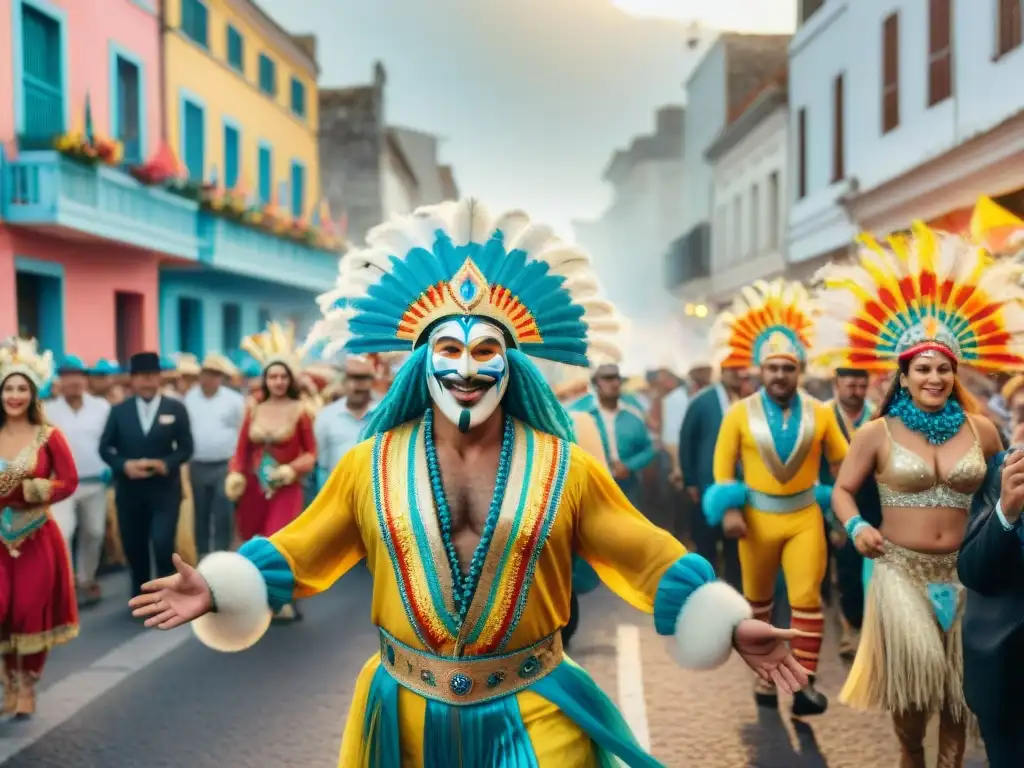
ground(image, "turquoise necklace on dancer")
xmin=423 ymin=408 xmax=515 ymax=624
xmin=888 ymin=386 xmax=965 ymax=445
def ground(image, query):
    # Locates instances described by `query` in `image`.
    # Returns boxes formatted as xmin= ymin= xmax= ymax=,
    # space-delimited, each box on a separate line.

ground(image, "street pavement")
xmin=0 ymin=567 xmax=988 ymax=767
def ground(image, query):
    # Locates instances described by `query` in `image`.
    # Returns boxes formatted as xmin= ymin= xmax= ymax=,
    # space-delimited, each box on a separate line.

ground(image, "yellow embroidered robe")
xmin=263 ymin=417 xmax=687 ymax=766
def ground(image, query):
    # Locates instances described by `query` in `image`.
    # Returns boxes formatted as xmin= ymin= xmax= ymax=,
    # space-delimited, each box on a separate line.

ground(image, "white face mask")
xmin=426 ymin=318 xmax=509 ymax=432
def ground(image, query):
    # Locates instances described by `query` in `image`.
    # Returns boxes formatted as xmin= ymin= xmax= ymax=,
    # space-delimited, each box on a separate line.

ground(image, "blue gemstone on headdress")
xmin=449 ymin=672 xmax=473 ymax=696
xmin=459 ymin=278 xmax=476 ymax=302
xmin=486 ymin=670 xmax=506 ymax=688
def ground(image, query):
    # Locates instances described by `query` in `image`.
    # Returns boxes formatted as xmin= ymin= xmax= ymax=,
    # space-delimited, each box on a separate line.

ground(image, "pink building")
xmin=0 ymin=0 xmax=196 ymax=363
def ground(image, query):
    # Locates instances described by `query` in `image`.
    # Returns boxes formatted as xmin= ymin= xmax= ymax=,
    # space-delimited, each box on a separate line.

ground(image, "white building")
xmin=572 ymin=106 xmax=688 ymax=374
xmin=705 ymin=69 xmax=790 ymax=305
xmin=670 ymin=33 xmax=790 ymax=316
xmin=788 ymin=0 xmax=1024 ymax=273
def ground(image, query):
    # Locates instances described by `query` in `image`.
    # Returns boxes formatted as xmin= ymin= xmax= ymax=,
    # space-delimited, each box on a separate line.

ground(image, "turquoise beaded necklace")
xmin=888 ymin=387 xmax=966 ymax=445
xmin=423 ymin=409 xmax=515 ymax=624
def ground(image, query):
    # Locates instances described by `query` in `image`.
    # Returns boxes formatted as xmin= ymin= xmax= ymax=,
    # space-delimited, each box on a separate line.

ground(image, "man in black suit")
xmin=958 ymin=449 xmax=1024 ymax=767
xmin=100 ymin=352 xmax=193 ymax=597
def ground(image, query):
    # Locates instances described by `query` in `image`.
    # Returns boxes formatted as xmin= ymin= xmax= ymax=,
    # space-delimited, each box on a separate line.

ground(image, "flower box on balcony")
xmin=197 ymin=213 xmax=341 ymax=292
xmin=1 ymin=151 xmax=200 ymax=259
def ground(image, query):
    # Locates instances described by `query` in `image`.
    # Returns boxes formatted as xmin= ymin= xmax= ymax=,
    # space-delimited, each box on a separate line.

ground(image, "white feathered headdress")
xmin=241 ymin=322 xmax=302 ymax=375
xmin=306 ymin=199 xmax=624 ymax=367
xmin=0 ymin=338 xmax=54 ymax=390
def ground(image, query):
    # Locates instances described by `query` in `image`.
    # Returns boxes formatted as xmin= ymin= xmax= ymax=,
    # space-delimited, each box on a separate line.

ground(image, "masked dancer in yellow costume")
xmin=129 ymin=200 xmax=807 ymax=767
xmin=817 ymin=225 xmax=1015 ymax=768
xmin=703 ymin=279 xmax=847 ymax=717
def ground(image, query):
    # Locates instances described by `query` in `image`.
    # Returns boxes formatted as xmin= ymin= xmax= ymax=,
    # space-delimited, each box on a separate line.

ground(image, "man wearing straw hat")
xmin=185 ymin=353 xmax=244 ymax=557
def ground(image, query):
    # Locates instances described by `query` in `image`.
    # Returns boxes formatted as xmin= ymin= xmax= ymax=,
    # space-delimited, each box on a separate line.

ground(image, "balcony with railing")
xmin=197 ymin=215 xmax=341 ymax=292
xmin=663 ymin=223 xmax=711 ymax=291
xmin=0 ymin=151 xmax=200 ymax=258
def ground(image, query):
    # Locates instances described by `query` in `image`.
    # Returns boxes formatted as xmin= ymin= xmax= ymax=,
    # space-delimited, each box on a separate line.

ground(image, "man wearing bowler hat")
xmin=99 ymin=352 xmax=194 ymax=598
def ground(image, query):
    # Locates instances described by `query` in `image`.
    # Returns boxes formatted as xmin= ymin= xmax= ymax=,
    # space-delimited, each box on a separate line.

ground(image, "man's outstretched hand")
xmin=732 ymin=619 xmax=809 ymax=694
xmin=128 ymin=554 xmax=213 ymax=629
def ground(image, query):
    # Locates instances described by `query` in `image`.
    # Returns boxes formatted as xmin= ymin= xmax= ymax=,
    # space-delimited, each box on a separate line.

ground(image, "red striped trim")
xmin=380 ymin=432 xmax=447 ymax=649
xmin=480 ymin=441 xmax=561 ymax=654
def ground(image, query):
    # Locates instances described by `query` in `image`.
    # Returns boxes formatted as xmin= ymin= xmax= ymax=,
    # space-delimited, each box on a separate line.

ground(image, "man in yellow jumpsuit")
xmin=130 ymin=201 xmax=807 ymax=767
xmin=704 ymin=279 xmax=846 ymax=717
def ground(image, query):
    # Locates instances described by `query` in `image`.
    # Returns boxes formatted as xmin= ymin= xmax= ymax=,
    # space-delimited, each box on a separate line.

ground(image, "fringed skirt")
xmin=840 ymin=542 xmax=971 ymax=726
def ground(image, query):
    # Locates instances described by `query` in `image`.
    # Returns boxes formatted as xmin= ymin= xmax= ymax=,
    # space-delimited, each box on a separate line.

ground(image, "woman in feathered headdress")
xmin=815 ymin=223 xmax=1018 ymax=765
xmin=0 ymin=339 xmax=80 ymax=717
xmin=132 ymin=200 xmax=805 ymax=768
xmin=224 ymin=322 xmax=316 ymax=621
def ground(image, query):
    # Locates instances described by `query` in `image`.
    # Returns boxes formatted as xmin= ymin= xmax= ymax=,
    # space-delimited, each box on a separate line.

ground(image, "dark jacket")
xmin=678 ymin=386 xmax=726 ymax=495
xmin=99 ymin=395 xmax=193 ymax=493
xmin=958 ymin=487 xmax=1024 ymax=725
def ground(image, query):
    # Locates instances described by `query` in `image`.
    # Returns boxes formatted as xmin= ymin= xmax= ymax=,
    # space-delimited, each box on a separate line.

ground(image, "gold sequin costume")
xmin=813 ymin=224 xmax=1024 ymax=766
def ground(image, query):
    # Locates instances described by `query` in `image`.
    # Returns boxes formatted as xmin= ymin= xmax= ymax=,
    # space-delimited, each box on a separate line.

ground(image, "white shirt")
xmin=314 ymin=397 xmax=375 ymax=473
xmin=136 ymin=394 xmax=163 ymax=435
xmin=184 ymin=386 xmax=245 ymax=462
xmin=661 ymin=386 xmax=689 ymax=447
xmin=598 ymin=407 xmax=619 ymax=462
xmin=45 ymin=393 xmax=111 ymax=480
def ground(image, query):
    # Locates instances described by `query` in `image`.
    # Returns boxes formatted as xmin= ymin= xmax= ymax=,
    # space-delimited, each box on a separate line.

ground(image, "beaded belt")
xmin=377 ymin=629 xmax=563 ymax=706
xmin=747 ymin=488 xmax=816 ymax=514
xmin=0 ymin=505 xmax=48 ymax=556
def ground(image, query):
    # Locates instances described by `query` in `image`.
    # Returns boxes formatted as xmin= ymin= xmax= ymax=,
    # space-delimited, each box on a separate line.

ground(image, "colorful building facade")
xmin=0 ymin=0 xmax=340 ymax=365
xmin=159 ymin=0 xmax=336 ymax=358
xmin=0 ymin=0 xmax=175 ymax=361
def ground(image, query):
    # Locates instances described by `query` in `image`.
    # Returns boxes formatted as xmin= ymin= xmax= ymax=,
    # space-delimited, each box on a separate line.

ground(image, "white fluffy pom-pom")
xmin=672 ymin=581 xmax=753 ymax=670
xmin=192 ymin=552 xmax=272 ymax=653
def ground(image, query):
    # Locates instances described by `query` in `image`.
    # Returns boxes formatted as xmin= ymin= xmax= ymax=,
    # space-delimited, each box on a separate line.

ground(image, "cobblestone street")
xmin=0 ymin=570 xmax=988 ymax=767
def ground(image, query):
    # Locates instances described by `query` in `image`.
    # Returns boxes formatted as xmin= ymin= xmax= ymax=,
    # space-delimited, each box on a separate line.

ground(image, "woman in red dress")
xmin=0 ymin=339 xmax=79 ymax=717
xmin=225 ymin=323 xmax=315 ymax=621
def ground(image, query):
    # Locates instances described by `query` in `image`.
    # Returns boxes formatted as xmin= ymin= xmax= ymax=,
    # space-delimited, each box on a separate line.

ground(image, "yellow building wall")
xmin=163 ymin=0 xmax=320 ymax=216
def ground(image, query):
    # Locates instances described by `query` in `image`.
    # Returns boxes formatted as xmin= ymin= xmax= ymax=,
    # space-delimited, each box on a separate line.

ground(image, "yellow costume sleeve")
xmin=573 ymin=447 xmax=687 ymax=612
xmin=571 ymin=446 xmax=753 ymax=670
xmin=268 ymin=443 xmax=369 ymax=598
xmin=712 ymin=403 xmax=743 ymax=483
xmin=820 ymin=404 xmax=849 ymax=465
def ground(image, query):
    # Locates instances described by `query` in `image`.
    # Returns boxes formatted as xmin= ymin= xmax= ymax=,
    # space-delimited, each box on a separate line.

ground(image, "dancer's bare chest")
xmin=434 ymin=448 xmax=500 ymax=571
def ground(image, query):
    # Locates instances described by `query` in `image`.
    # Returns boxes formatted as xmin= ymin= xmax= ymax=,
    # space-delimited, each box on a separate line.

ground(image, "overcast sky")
xmin=260 ymin=0 xmax=796 ymax=237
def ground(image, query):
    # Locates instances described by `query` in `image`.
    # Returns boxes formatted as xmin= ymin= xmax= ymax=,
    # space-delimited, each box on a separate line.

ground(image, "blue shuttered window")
xmin=226 ymin=25 xmax=244 ymax=72
xmin=290 ymin=77 xmax=306 ymax=118
xmin=258 ymin=54 xmax=277 ymax=96
xmin=181 ymin=0 xmax=208 ymax=47
xmin=21 ymin=5 xmax=64 ymax=144
xmin=115 ymin=56 xmax=142 ymax=164
xmin=224 ymin=124 xmax=240 ymax=189
xmin=258 ymin=145 xmax=272 ymax=204
xmin=290 ymin=161 xmax=305 ymax=218
xmin=183 ymin=100 xmax=205 ymax=182
xmin=258 ymin=308 xmax=271 ymax=329
xmin=222 ymin=304 xmax=241 ymax=351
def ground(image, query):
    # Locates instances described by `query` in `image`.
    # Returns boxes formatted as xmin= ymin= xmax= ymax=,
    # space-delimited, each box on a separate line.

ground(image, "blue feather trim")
xmin=652 ymin=554 xmax=717 ymax=636
xmin=343 ymin=227 xmax=597 ymax=368
xmin=702 ymin=481 xmax=747 ymax=527
xmin=237 ymin=537 xmax=295 ymax=611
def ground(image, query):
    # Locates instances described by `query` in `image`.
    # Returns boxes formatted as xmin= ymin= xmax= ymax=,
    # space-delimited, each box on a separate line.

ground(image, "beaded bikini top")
xmin=875 ymin=419 xmax=985 ymax=510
